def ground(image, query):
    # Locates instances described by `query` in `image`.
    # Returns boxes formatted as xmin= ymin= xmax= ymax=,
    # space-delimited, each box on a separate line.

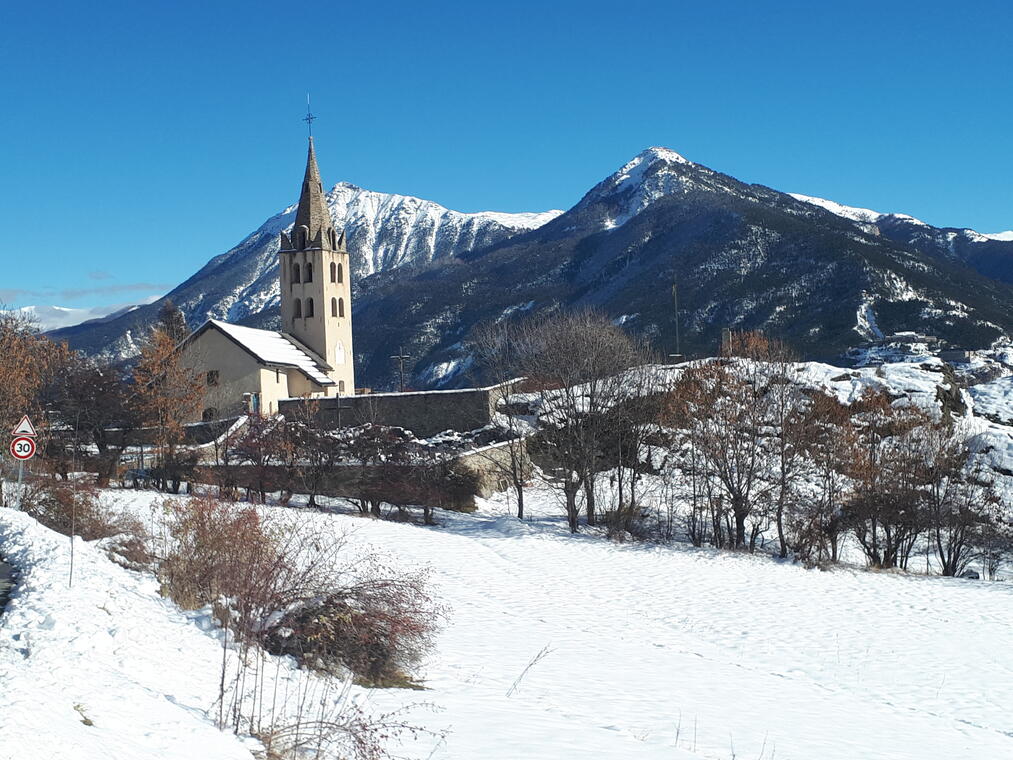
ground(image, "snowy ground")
xmin=2 ymin=483 xmax=1013 ymax=759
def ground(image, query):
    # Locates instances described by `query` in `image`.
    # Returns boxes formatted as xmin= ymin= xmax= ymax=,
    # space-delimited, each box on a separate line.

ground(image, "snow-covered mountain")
xmin=13 ymin=300 xmax=157 ymax=332
xmin=54 ymin=147 xmax=1013 ymax=389
xmin=352 ymin=147 xmax=1013 ymax=386
xmin=790 ymin=192 xmax=1013 ymax=284
xmin=49 ymin=186 xmax=562 ymax=360
xmin=791 ymin=192 xmax=1013 ymax=242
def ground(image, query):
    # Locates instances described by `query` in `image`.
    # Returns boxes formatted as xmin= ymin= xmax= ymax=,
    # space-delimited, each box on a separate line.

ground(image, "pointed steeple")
xmin=282 ymin=137 xmax=339 ymax=251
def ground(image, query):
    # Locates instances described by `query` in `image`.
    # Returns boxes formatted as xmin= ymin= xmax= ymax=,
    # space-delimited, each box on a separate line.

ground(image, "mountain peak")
xmin=638 ymin=146 xmax=690 ymax=165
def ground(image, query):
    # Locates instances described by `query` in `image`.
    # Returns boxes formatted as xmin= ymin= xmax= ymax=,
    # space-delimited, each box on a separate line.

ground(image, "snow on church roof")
xmin=202 ymin=319 xmax=335 ymax=386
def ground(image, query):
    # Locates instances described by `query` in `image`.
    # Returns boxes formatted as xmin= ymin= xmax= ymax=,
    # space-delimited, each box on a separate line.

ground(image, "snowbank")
xmin=0 ymin=508 xmax=256 ymax=760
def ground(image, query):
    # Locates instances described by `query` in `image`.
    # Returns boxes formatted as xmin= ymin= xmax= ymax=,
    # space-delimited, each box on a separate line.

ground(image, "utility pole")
xmin=669 ymin=277 xmax=683 ymax=363
xmin=390 ymin=346 xmax=410 ymax=393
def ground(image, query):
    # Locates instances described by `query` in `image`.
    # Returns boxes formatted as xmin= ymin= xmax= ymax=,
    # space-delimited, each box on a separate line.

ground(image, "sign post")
xmin=10 ymin=416 xmax=37 ymax=511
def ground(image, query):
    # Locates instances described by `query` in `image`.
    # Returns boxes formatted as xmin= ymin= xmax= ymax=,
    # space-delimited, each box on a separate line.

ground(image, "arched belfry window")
xmin=337 ymin=263 xmax=343 ymax=283
xmin=305 ymin=297 xmax=315 ymax=317
xmin=331 ymin=297 xmax=338 ymax=317
xmin=338 ymin=298 xmax=345 ymax=318
xmin=293 ymin=299 xmax=302 ymax=319
xmin=305 ymin=262 xmax=313 ymax=282
xmin=329 ymin=262 xmax=336 ymax=283
xmin=292 ymin=263 xmax=301 ymax=283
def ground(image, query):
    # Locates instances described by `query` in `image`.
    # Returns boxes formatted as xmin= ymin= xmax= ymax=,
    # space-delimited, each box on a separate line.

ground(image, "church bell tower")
xmin=279 ymin=137 xmax=355 ymax=395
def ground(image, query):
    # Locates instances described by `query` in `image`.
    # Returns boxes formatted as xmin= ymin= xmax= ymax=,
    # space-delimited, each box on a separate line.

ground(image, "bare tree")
xmin=844 ymin=391 xmax=930 ymax=569
xmin=131 ymin=327 xmax=205 ymax=493
xmin=795 ymin=392 xmax=855 ymax=565
xmin=512 ymin=309 xmax=652 ymax=533
xmin=157 ymin=299 xmax=190 ymax=342
xmin=978 ymin=489 xmax=1013 ymax=580
xmin=0 ymin=309 xmax=69 ymax=501
xmin=48 ymin=353 xmax=136 ymax=486
xmin=670 ymin=346 xmax=775 ymax=550
xmin=469 ymin=321 xmax=531 ymax=519
xmin=915 ymin=422 xmax=992 ymax=576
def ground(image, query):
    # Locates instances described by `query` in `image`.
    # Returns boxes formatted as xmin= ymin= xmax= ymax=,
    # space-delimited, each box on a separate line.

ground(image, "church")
xmin=178 ymin=136 xmax=355 ymax=420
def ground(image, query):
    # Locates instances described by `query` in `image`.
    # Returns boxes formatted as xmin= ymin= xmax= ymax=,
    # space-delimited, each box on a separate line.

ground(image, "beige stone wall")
xmin=455 ymin=439 xmax=530 ymax=498
xmin=179 ymin=329 xmax=275 ymax=419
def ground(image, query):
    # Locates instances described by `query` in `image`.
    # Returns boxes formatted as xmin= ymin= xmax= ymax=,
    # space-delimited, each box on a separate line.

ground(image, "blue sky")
xmin=1 ymin=0 xmax=1011 ymax=310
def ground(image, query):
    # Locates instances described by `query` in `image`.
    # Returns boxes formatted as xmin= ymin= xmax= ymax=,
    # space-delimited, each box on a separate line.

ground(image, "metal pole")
xmin=69 ymin=409 xmax=80 ymax=589
xmin=15 ymin=460 xmax=23 ymax=511
xmin=672 ymin=279 xmax=681 ymax=358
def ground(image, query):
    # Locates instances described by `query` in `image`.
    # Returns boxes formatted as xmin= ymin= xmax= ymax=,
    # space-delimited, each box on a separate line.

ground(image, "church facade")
xmin=178 ymin=137 xmax=354 ymax=420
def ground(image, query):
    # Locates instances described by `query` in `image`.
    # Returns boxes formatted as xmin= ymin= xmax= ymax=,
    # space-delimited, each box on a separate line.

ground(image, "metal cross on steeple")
xmin=303 ymin=93 xmax=317 ymax=136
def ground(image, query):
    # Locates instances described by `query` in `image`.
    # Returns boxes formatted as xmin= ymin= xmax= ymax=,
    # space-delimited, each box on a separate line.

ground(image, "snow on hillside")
xmin=789 ymin=192 xmax=934 ymax=229
xmin=788 ymin=193 xmax=888 ymax=225
xmin=790 ymin=193 xmax=1013 ymax=248
xmin=968 ymin=375 xmax=1013 ymax=424
xmin=3 ymin=484 xmax=1013 ymax=760
xmin=0 ymin=506 xmax=255 ymax=759
xmin=320 ymin=182 xmax=562 ymax=278
xmin=11 ymin=299 xmax=158 ymax=332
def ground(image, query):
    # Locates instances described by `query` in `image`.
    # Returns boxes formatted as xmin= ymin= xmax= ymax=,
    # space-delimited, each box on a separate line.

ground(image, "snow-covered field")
xmin=2 ymin=482 xmax=1012 ymax=760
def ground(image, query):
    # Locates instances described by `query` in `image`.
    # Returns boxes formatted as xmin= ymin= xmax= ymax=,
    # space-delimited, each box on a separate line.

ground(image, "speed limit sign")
xmin=10 ymin=436 xmax=36 ymax=460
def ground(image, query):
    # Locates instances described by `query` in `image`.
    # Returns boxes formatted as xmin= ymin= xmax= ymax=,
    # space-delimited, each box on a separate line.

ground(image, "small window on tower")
xmin=330 ymin=262 xmax=336 ymax=283
xmin=305 ymin=297 xmax=314 ymax=317
xmin=338 ymin=298 xmax=345 ymax=318
xmin=292 ymin=263 xmax=301 ymax=283
xmin=337 ymin=263 xmax=343 ymax=283
xmin=305 ymin=263 xmax=313 ymax=282
xmin=339 ymin=380 xmax=346 ymax=394
xmin=206 ymin=370 xmax=219 ymax=387
xmin=331 ymin=297 xmax=337 ymax=317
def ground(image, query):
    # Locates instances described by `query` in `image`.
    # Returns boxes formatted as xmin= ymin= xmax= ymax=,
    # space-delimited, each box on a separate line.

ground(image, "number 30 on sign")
xmin=10 ymin=436 xmax=36 ymax=460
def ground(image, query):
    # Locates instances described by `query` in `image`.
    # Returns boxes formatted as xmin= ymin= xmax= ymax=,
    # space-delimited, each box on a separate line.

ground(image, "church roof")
xmin=193 ymin=319 xmax=335 ymax=386
xmin=284 ymin=137 xmax=339 ymax=250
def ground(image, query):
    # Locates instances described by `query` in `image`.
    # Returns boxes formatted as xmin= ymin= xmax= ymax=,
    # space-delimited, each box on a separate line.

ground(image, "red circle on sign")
xmin=10 ymin=436 xmax=36 ymax=460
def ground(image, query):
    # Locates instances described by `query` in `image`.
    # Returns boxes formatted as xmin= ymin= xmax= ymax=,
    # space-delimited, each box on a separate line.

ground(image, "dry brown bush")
xmin=22 ymin=477 xmax=153 ymax=568
xmin=160 ymin=494 xmax=442 ymax=688
xmin=158 ymin=494 xmax=275 ymax=611
xmin=266 ymin=569 xmax=440 ymax=687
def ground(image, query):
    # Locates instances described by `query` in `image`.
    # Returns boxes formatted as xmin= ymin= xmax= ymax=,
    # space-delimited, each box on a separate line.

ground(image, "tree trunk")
xmin=734 ymin=509 xmax=747 ymax=549
xmin=583 ymin=477 xmax=596 ymax=526
xmin=563 ymin=478 xmax=581 ymax=534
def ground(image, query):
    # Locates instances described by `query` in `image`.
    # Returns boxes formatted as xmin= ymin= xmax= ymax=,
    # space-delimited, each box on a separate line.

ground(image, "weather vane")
xmin=303 ymin=93 xmax=316 ymax=137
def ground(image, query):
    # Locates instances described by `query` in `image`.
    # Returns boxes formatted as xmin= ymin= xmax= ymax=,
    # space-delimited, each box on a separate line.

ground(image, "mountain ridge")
xmin=51 ymin=147 xmax=1013 ymax=389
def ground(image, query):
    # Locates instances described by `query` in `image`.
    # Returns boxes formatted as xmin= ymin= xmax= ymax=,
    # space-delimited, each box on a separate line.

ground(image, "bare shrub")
xmin=22 ymin=477 xmax=153 ymax=568
xmin=160 ymin=495 xmax=442 ymax=686
xmin=266 ymin=568 xmax=440 ymax=687
xmin=159 ymin=494 xmax=441 ymax=757
xmin=256 ymin=676 xmax=433 ymax=760
xmin=158 ymin=494 xmax=276 ymax=611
